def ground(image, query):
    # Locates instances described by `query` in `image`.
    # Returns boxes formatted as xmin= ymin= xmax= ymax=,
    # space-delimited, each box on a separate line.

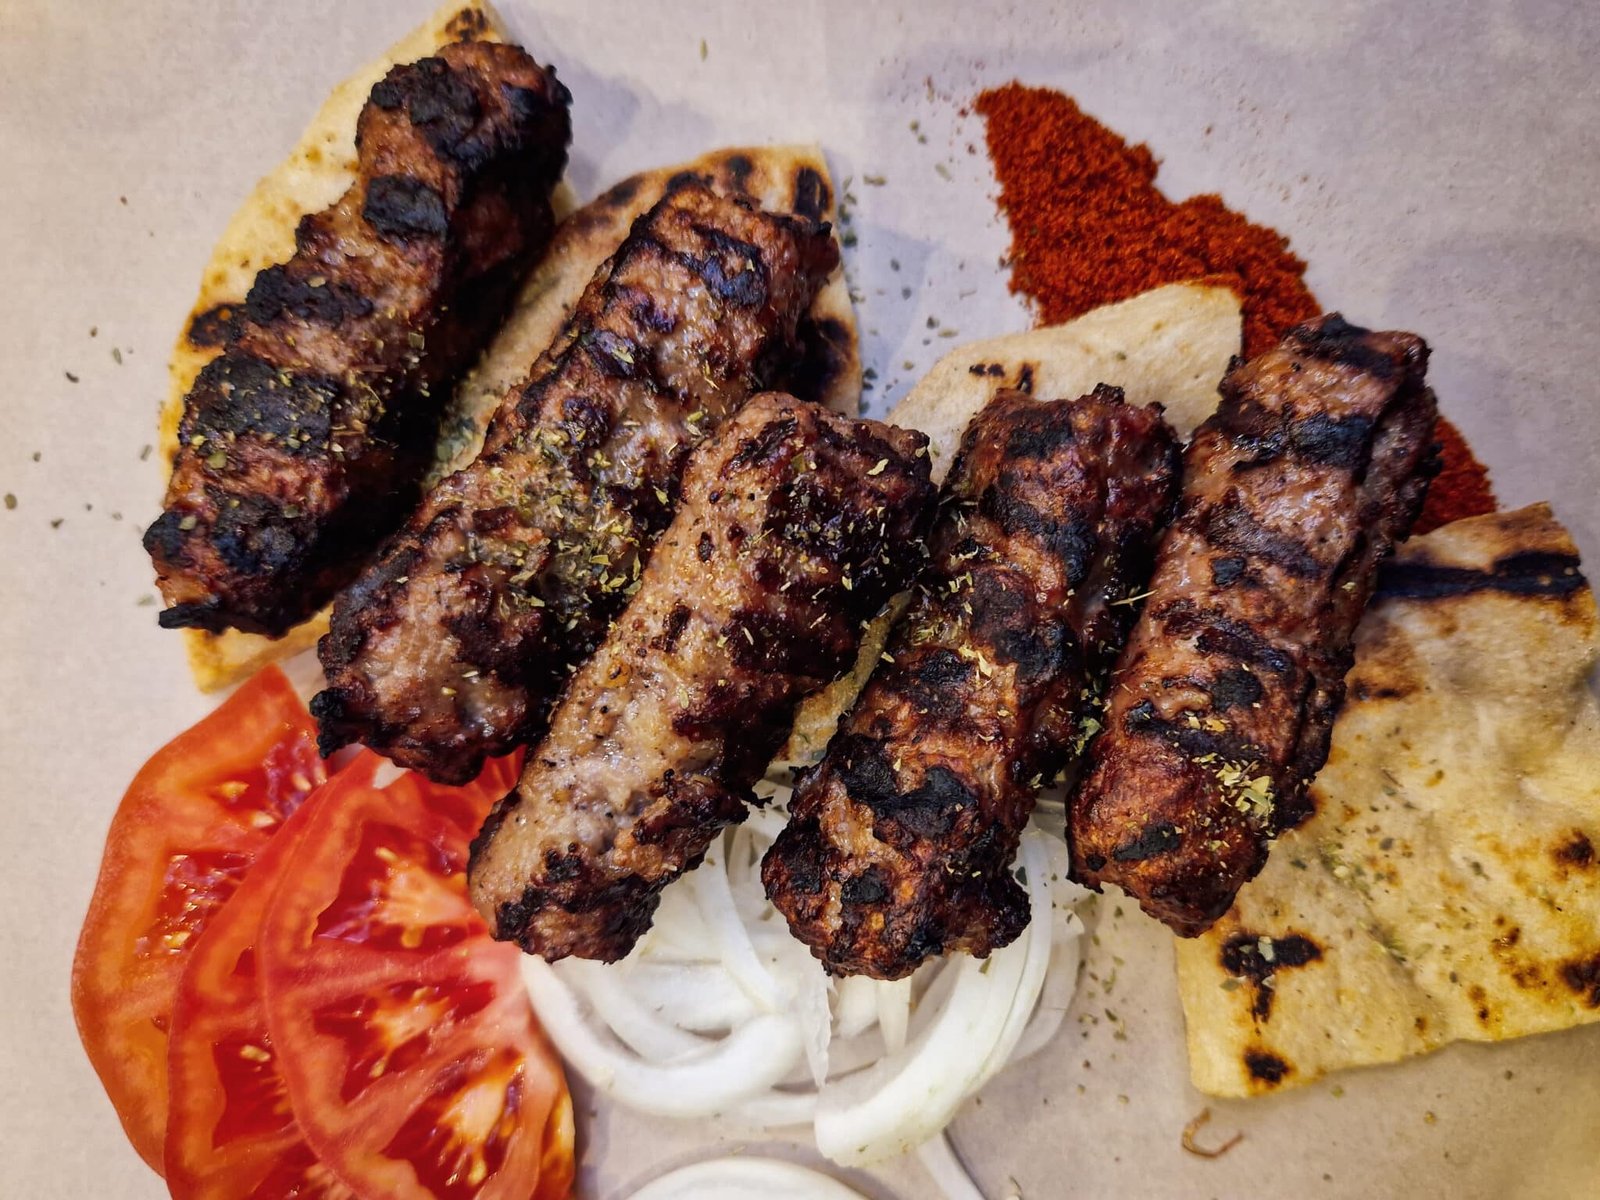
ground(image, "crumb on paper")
xmin=1182 ymin=1107 xmax=1244 ymax=1159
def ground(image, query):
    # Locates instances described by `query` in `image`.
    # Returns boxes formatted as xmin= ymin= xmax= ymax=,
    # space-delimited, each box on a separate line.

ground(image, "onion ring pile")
xmin=521 ymin=775 xmax=1088 ymax=1187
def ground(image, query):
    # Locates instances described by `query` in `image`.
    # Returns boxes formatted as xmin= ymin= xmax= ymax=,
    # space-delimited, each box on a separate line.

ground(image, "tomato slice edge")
xmin=71 ymin=666 xmax=324 ymax=1173
xmin=164 ymin=759 xmax=375 ymax=1200
xmin=260 ymin=756 xmax=573 ymax=1200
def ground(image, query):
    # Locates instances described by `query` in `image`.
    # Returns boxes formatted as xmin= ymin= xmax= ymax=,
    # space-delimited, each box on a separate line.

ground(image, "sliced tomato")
xmin=72 ymin=666 xmax=325 ymax=1172
xmin=163 ymin=757 xmax=381 ymax=1200
xmin=260 ymin=750 xmax=574 ymax=1200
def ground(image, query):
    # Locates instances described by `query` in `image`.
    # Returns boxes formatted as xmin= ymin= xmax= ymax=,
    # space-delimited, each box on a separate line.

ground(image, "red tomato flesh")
xmin=260 ymin=752 xmax=575 ymax=1200
xmin=71 ymin=667 xmax=324 ymax=1172
xmin=163 ymin=759 xmax=380 ymax=1200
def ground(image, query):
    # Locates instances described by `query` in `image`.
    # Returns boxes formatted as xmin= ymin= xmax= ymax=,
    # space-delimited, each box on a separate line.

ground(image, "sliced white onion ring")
xmin=518 ymin=777 xmax=1091 ymax=1195
xmin=832 ymin=975 xmax=879 ymax=1039
xmin=522 ymin=957 xmax=803 ymax=1116
xmin=624 ymin=961 xmax=761 ymax=1032
xmin=689 ymin=846 xmax=784 ymax=1010
xmin=811 ymin=833 xmax=1059 ymax=1165
xmin=563 ymin=959 xmax=709 ymax=1061
xmin=874 ymin=976 xmax=912 ymax=1056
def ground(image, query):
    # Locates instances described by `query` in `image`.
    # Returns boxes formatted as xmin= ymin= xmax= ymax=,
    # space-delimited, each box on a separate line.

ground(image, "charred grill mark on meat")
xmin=1069 ymin=315 xmax=1439 ymax=936
xmin=763 ymin=389 xmax=1181 ymax=978
xmin=467 ymin=395 xmax=935 ymax=962
xmin=145 ymin=42 xmax=572 ymax=637
xmin=313 ymin=184 xmax=840 ymax=783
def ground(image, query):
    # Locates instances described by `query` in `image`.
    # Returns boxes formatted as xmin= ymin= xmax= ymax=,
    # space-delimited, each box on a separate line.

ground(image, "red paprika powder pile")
xmin=975 ymin=82 xmax=1493 ymax=533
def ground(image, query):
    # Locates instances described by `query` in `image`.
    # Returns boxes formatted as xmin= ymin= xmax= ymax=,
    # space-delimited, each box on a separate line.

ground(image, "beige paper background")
xmin=2 ymin=1 xmax=1596 ymax=1197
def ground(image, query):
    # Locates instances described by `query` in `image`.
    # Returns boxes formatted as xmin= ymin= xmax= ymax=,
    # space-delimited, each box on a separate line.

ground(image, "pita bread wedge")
xmin=161 ymin=4 xmax=856 ymax=692
xmin=780 ymin=282 xmax=1242 ymax=761
xmin=886 ymin=282 xmax=1242 ymax=484
xmin=1175 ymin=503 xmax=1600 ymax=1096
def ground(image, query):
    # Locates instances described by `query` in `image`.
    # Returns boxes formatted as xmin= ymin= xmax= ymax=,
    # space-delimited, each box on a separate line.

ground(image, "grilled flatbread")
xmin=160 ymin=0 xmax=856 ymax=690
xmin=781 ymin=282 xmax=1242 ymax=761
xmin=1175 ymin=503 xmax=1600 ymax=1096
xmin=885 ymin=281 xmax=1243 ymax=483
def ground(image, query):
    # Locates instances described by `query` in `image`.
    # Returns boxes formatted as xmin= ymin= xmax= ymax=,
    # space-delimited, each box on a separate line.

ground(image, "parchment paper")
xmin=2 ymin=2 xmax=1596 ymax=1197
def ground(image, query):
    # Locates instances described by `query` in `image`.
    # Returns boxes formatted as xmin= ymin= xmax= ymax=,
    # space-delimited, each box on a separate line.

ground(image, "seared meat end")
xmin=764 ymin=388 xmax=1181 ymax=978
xmin=314 ymin=182 xmax=840 ymax=782
xmin=1069 ymin=314 xmax=1439 ymax=936
xmin=467 ymin=394 xmax=936 ymax=962
xmin=146 ymin=40 xmax=572 ymax=637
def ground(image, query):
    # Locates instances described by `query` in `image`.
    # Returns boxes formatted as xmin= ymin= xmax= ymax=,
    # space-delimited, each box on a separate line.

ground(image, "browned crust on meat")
xmin=466 ymin=394 xmax=935 ymax=961
xmin=764 ymin=388 xmax=1181 ymax=977
xmin=145 ymin=40 xmax=571 ymax=637
xmin=526 ymin=145 xmax=860 ymax=417
xmin=314 ymin=183 xmax=839 ymax=783
xmin=1069 ymin=314 xmax=1440 ymax=936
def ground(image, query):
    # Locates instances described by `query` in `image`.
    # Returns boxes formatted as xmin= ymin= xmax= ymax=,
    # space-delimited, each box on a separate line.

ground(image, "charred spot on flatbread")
xmin=1377 ymin=547 xmax=1584 ymax=602
xmin=792 ymin=166 xmax=831 ymax=222
xmin=1560 ymin=952 xmax=1600 ymax=1006
xmin=444 ymin=6 xmax=489 ymax=39
xmin=1219 ymin=931 xmax=1323 ymax=1021
xmin=1553 ymin=831 xmax=1595 ymax=870
xmin=1243 ymin=1048 xmax=1291 ymax=1087
xmin=187 ymin=303 xmax=240 ymax=348
xmin=664 ymin=169 xmax=713 ymax=195
xmin=720 ymin=151 xmax=755 ymax=191
xmin=600 ymin=177 xmax=641 ymax=209
xmin=1347 ymin=676 xmax=1415 ymax=703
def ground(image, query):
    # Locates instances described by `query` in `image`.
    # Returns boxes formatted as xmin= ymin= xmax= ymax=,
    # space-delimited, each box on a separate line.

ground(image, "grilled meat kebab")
xmin=468 ymin=394 xmax=936 ymax=962
xmin=145 ymin=41 xmax=572 ymax=636
xmin=764 ymin=388 xmax=1181 ymax=978
xmin=315 ymin=183 xmax=840 ymax=783
xmin=1069 ymin=315 xmax=1439 ymax=936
